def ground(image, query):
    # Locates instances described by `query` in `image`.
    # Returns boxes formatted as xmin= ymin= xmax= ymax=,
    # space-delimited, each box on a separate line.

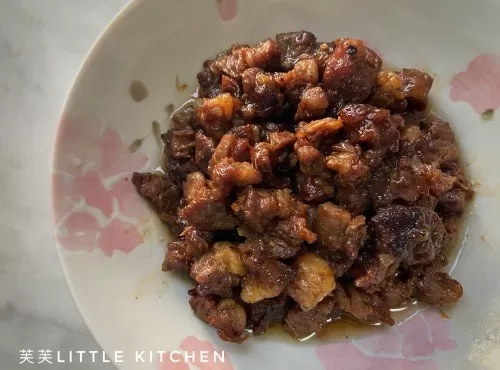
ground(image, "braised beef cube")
xmin=416 ymin=272 xmax=463 ymax=305
xmin=194 ymin=131 xmax=216 ymax=174
xmin=276 ymin=30 xmax=317 ymax=70
xmin=171 ymin=102 xmax=198 ymax=128
xmin=397 ymin=68 xmax=433 ymax=109
xmin=335 ymin=283 xmax=394 ymax=325
xmin=190 ymin=295 xmax=247 ymax=342
xmin=162 ymin=227 xmax=212 ymax=272
xmin=369 ymin=205 xmax=446 ymax=266
xmin=132 ymin=172 xmax=181 ymax=224
xmin=162 ymin=129 xmax=195 ymax=159
xmin=246 ymin=294 xmax=288 ymax=335
xmin=283 ymin=297 xmax=339 ymax=339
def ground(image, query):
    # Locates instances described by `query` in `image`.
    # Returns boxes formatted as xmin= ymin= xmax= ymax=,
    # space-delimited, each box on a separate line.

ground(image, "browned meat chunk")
xmin=339 ymin=103 xmax=402 ymax=166
xmin=240 ymin=250 xmax=296 ymax=303
xmin=240 ymin=236 xmax=301 ymax=259
xmin=231 ymin=187 xmax=295 ymax=232
xmin=398 ymin=68 xmax=433 ymax=109
xmin=171 ymin=101 xmax=197 ymax=129
xmin=246 ymin=294 xmax=288 ymax=335
xmin=284 ymin=297 xmax=340 ymax=338
xmin=197 ymin=93 xmax=236 ymax=139
xmin=190 ymin=242 xmax=246 ymax=297
xmin=162 ymin=227 xmax=212 ymax=272
xmin=194 ymin=131 xmax=216 ymax=174
xmin=335 ymin=283 xmax=394 ymax=325
xmin=276 ymin=30 xmax=317 ymax=70
xmin=416 ymin=272 xmax=463 ymax=305
xmin=190 ymin=295 xmax=247 ymax=342
xmin=180 ymin=172 xmax=238 ymax=230
xmin=295 ymin=86 xmax=329 ymax=121
xmin=288 ymin=253 xmax=336 ymax=310
xmin=132 ymin=172 xmax=181 ymax=226
xmin=368 ymin=71 xmax=406 ymax=111
xmin=323 ymin=38 xmax=382 ymax=104
xmin=369 ymin=205 xmax=446 ymax=266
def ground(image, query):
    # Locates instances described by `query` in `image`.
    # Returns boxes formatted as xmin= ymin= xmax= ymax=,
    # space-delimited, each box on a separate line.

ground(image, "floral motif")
xmin=316 ymin=309 xmax=456 ymax=369
xmin=450 ymin=54 xmax=500 ymax=114
xmin=158 ymin=336 xmax=234 ymax=370
xmin=216 ymin=0 xmax=238 ymax=22
xmin=53 ymin=114 xmax=150 ymax=256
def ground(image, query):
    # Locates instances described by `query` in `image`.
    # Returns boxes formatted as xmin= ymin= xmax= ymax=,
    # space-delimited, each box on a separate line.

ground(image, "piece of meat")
xmin=241 ymin=67 xmax=284 ymax=119
xmin=240 ymin=235 xmax=301 ymax=259
xmin=339 ymin=103 xmax=402 ymax=166
xmin=369 ymin=205 xmax=446 ymax=266
xmin=397 ymin=68 xmax=433 ymax=109
xmin=245 ymin=294 xmax=288 ymax=335
xmin=379 ymin=275 xmax=416 ymax=308
xmin=194 ymin=131 xmax=216 ymax=174
xmin=415 ymin=272 xmax=463 ymax=305
xmin=353 ymin=253 xmax=399 ymax=294
xmin=162 ymin=227 xmax=212 ymax=272
xmin=171 ymin=101 xmax=198 ymax=129
xmin=190 ymin=295 xmax=248 ymax=342
xmin=335 ymin=283 xmax=394 ymax=325
xmin=211 ymin=158 xmax=262 ymax=187
xmin=197 ymin=93 xmax=236 ymax=139
xmin=283 ymin=297 xmax=340 ymax=338
xmin=240 ymin=250 xmax=296 ymax=303
xmin=163 ymin=129 xmax=195 ymax=159
xmin=274 ymin=202 xmax=317 ymax=244
xmin=323 ymin=38 xmax=382 ymax=104
xmin=295 ymin=86 xmax=329 ymax=121
xmin=180 ymin=172 xmax=239 ymax=230
xmin=132 ymin=172 xmax=181 ymax=226
xmin=231 ymin=187 xmax=295 ymax=232
xmin=190 ymin=242 xmax=246 ymax=297
xmin=288 ymin=253 xmax=336 ymax=311
xmin=368 ymin=70 xmax=406 ymax=111
xmin=295 ymin=171 xmax=335 ymax=203
xmin=296 ymin=117 xmax=343 ymax=146
xmin=276 ymin=30 xmax=317 ymax=70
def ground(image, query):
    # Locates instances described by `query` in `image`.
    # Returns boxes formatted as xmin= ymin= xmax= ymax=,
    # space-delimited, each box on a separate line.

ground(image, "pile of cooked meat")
xmin=132 ymin=31 xmax=473 ymax=343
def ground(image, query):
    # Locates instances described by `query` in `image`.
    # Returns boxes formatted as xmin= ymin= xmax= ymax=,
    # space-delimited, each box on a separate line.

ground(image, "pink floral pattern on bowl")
xmin=216 ymin=0 xmax=238 ymax=21
xmin=450 ymin=54 xmax=500 ymax=115
xmin=317 ymin=309 xmax=455 ymax=370
xmin=53 ymin=114 xmax=151 ymax=256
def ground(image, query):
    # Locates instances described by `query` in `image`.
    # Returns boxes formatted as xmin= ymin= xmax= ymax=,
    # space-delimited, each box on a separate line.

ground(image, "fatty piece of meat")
xmin=241 ymin=67 xmax=284 ymax=119
xmin=196 ymin=93 xmax=236 ymax=139
xmin=189 ymin=295 xmax=248 ymax=342
xmin=180 ymin=172 xmax=238 ymax=230
xmin=190 ymin=242 xmax=246 ymax=297
xmin=132 ymin=172 xmax=181 ymax=226
xmin=369 ymin=205 xmax=446 ymax=266
xmin=368 ymin=71 xmax=407 ymax=111
xmin=231 ymin=187 xmax=295 ymax=232
xmin=162 ymin=226 xmax=212 ymax=272
xmin=335 ymin=283 xmax=394 ymax=325
xmin=162 ymin=129 xmax=195 ymax=159
xmin=240 ymin=235 xmax=301 ymax=259
xmin=353 ymin=253 xmax=400 ymax=294
xmin=295 ymin=86 xmax=329 ymax=121
xmin=339 ymin=103 xmax=402 ymax=166
xmin=283 ymin=296 xmax=340 ymax=339
xmin=287 ymin=253 xmax=336 ymax=311
xmin=322 ymin=38 xmax=382 ymax=104
xmin=240 ymin=250 xmax=296 ymax=303
xmin=245 ymin=294 xmax=288 ymax=335
xmin=274 ymin=202 xmax=317 ymax=245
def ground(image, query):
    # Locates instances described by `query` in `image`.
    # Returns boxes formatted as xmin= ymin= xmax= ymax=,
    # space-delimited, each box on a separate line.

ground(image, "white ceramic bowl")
xmin=52 ymin=1 xmax=500 ymax=369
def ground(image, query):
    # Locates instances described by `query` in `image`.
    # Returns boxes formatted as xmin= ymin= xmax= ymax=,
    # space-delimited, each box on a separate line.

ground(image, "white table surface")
xmin=0 ymin=1 xmax=128 ymax=368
